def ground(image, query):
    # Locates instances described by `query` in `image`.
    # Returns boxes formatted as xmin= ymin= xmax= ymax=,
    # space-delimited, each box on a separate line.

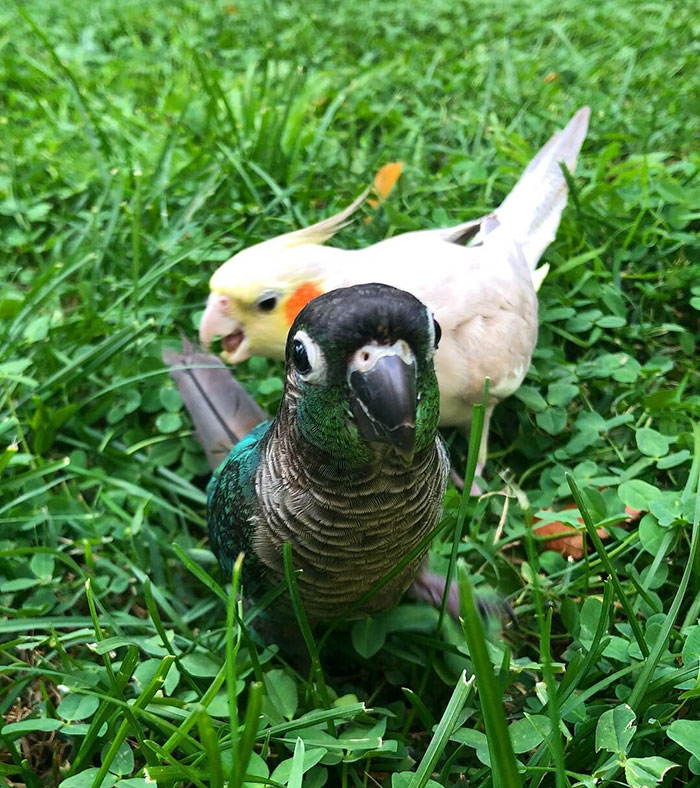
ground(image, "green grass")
xmin=1 ymin=0 xmax=699 ymax=786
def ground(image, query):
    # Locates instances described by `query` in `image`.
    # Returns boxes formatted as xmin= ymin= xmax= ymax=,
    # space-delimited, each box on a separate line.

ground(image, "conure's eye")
xmin=433 ymin=319 xmax=442 ymax=348
xmin=291 ymin=330 xmax=326 ymax=382
xmin=257 ymin=295 xmax=278 ymax=312
xmin=292 ymin=340 xmax=311 ymax=374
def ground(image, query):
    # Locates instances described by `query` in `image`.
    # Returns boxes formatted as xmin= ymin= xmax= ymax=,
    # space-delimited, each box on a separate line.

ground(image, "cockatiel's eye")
xmin=433 ymin=319 xmax=442 ymax=348
xmin=291 ymin=330 xmax=327 ymax=383
xmin=256 ymin=293 xmax=279 ymax=312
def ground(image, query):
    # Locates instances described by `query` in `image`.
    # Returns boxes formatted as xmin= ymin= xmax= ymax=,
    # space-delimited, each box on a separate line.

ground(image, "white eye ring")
xmin=426 ymin=306 xmax=439 ymax=357
xmin=291 ymin=330 xmax=327 ymax=384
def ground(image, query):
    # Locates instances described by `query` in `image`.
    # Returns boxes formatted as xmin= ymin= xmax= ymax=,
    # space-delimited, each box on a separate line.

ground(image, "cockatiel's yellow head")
xmin=199 ymin=191 xmax=367 ymax=364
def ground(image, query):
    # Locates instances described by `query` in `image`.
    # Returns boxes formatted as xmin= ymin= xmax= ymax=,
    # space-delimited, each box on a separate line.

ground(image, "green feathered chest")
xmin=207 ymin=411 xmax=449 ymax=621
xmin=254 ymin=427 xmax=449 ymax=619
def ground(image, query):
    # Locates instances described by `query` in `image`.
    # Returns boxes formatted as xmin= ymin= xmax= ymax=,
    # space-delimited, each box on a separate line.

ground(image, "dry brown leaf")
xmin=535 ymin=520 xmax=609 ymax=560
xmin=534 ymin=504 xmax=608 ymax=560
xmin=533 ymin=487 xmax=648 ymax=560
xmin=624 ymin=505 xmax=643 ymax=522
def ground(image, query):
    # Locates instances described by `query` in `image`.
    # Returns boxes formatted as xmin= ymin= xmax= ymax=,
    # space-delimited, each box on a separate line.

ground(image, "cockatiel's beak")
xmin=199 ymin=293 xmax=251 ymax=364
xmin=348 ymin=340 xmax=417 ymax=464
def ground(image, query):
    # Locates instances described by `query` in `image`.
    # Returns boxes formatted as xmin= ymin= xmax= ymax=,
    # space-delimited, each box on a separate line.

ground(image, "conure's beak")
xmin=199 ymin=292 xmax=251 ymax=364
xmin=348 ymin=340 xmax=417 ymax=464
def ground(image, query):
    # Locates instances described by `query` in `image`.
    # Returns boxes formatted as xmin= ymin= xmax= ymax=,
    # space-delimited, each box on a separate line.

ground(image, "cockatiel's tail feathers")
xmin=271 ymin=188 xmax=370 ymax=249
xmin=163 ymin=339 xmax=267 ymax=469
xmin=495 ymin=106 xmax=590 ymax=271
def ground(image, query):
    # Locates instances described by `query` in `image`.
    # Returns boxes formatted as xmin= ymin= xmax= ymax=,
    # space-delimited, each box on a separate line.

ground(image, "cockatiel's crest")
xmin=205 ymin=189 xmax=370 ymax=363
xmin=269 ymin=187 xmax=369 ymax=248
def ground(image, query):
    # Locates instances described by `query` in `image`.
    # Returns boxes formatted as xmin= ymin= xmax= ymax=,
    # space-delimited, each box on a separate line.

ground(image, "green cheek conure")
xmin=166 ymin=283 xmax=456 ymax=625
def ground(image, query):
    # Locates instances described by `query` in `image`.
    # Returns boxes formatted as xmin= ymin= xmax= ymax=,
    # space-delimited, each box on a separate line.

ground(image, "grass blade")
xmin=173 ymin=542 xmax=229 ymax=604
xmin=402 ymin=687 xmax=437 ymax=731
xmin=233 ymin=681 xmax=265 ymax=788
xmin=439 ymin=377 xmax=489 ymax=625
xmin=287 ymin=737 xmax=306 ymax=788
xmin=145 ymin=740 xmax=209 ymax=788
xmin=566 ymin=474 xmax=649 ymax=658
xmin=282 ymin=542 xmax=334 ymax=724
xmin=627 ymin=495 xmax=699 ymax=711
xmin=90 ymin=655 xmax=175 ymax=788
xmin=161 ymin=665 xmax=228 ymax=754
xmin=196 ymin=707 xmax=224 ymax=788
xmin=458 ymin=564 xmax=522 ymax=788
xmin=524 ymin=519 xmax=568 ymax=787
xmin=408 ymin=670 xmax=473 ymax=788
xmin=227 ymin=553 xmax=244 ymax=787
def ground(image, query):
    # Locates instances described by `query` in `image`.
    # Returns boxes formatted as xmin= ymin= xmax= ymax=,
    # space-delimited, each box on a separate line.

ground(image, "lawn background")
xmin=1 ymin=1 xmax=699 ymax=787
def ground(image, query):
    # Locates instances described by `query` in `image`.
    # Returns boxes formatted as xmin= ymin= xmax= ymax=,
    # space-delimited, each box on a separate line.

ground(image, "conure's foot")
xmin=408 ymin=568 xmax=460 ymax=618
xmin=450 ymin=468 xmax=464 ymax=492
xmin=450 ymin=462 xmax=484 ymax=496
xmin=408 ymin=568 xmax=515 ymax=625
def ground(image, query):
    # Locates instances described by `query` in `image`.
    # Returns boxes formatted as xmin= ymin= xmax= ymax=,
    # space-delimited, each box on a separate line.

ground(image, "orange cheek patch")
xmin=284 ymin=282 xmax=323 ymax=325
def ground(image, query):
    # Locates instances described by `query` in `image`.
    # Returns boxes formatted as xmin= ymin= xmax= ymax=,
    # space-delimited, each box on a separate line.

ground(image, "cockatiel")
xmin=199 ymin=107 xmax=590 ymax=483
xmin=166 ymin=283 xmax=452 ymax=624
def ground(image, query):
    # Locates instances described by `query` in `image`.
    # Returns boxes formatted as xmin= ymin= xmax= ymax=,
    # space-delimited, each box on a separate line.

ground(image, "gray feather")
xmin=162 ymin=339 xmax=267 ymax=469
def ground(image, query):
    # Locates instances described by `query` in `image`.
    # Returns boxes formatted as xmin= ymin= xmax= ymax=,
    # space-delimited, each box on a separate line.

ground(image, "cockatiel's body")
xmin=200 ymin=107 xmax=590 ymax=475
xmin=167 ymin=284 xmax=450 ymax=623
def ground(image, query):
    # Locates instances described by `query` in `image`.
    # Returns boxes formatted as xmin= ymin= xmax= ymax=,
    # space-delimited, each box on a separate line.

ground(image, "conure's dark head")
xmin=283 ymin=283 xmax=441 ymax=466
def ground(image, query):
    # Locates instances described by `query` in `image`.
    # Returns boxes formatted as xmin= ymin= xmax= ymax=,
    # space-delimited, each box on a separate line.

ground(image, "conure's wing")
xmin=207 ymin=420 xmax=271 ymax=579
xmin=163 ymin=339 xmax=272 ymax=581
xmin=163 ymin=339 xmax=267 ymax=469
